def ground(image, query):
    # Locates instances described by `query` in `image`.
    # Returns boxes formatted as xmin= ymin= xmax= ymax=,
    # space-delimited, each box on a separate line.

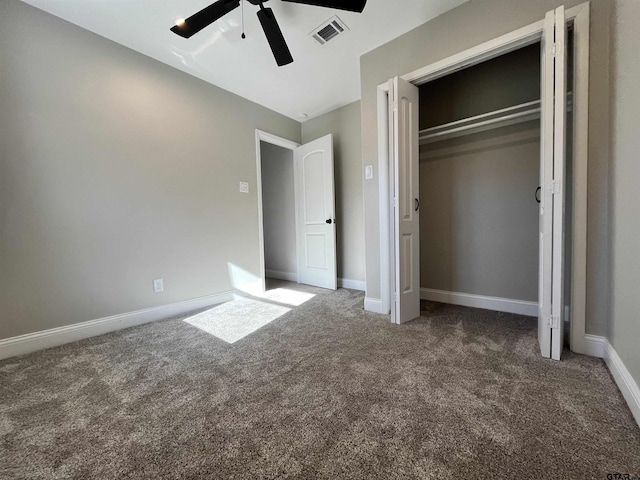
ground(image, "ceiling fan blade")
xmin=170 ymin=0 xmax=240 ymax=38
xmin=257 ymin=7 xmax=294 ymax=66
xmin=281 ymin=0 xmax=367 ymax=13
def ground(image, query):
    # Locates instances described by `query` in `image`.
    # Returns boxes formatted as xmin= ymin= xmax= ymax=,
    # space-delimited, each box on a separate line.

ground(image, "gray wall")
xmin=609 ymin=0 xmax=640 ymax=389
xmin=260 ymin=142 xmax=297 ymax=276
xmin=420 ymin=123 xmax=540 ymax=301
xmin=419 ymin=45 xmax=541 ymax=301
xmin=0 ymin=1 xmax=300 ymax=339
xmin=360 ymin=0 xmax=611 ymax=337
xmin=302 ymin=101 xmax=365 ymax=284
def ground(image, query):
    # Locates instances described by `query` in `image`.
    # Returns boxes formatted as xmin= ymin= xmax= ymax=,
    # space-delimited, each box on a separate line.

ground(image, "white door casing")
xmin=390 ymin=76 xmax=420 ymax=324
xmin=295 ymin=134 xmax=337 ymax=290
xmin=539 ymin=6 xmax=567 ymax=360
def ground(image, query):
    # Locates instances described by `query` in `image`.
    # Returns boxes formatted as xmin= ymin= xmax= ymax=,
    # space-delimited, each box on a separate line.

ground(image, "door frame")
xmin=255 ymin=129 xmax=301 ymax=294
xmin=375 ymin=2 xmax=590 ymax=354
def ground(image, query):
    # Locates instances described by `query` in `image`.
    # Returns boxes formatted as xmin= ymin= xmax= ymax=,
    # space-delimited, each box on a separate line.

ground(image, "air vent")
xmin=310 ymin=16 xmax=349 ymax=45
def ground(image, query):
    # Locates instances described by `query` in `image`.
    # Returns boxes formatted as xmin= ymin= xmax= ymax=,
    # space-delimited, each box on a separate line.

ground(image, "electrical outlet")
xmin=153 ymin=278 xmax=164 ymax=293
xmin=239 ymin=181 xmax=249 ymax=193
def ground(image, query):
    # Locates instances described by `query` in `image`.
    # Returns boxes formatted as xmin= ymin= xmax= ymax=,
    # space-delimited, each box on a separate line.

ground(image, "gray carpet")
xmin=1 ymin=280 xmax=639 ymax=479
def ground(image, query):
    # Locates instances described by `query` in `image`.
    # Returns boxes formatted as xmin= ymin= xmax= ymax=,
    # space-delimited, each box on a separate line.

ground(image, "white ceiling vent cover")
xmin=310 ymin=16 xmax=349 ymax=45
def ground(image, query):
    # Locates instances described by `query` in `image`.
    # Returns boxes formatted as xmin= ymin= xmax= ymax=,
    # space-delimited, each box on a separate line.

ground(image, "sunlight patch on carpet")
xmin=184 ymin=297 xmax=290 ymax=343
xmin=254 ymin=288 xmax=315 ymax=307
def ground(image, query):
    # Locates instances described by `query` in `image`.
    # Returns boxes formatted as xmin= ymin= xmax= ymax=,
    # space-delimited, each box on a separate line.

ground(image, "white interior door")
xmin=539 ymin=6 xmax=567 ymax=360
xmin=390 ymin=76 xmax=420 ymax=324
xmin=295 ymin=134 xmax=337 ymax=290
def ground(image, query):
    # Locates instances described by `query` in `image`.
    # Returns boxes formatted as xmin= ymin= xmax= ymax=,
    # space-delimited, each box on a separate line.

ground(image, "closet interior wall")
xmin=418 ymin=43 xmax=543 ymax=304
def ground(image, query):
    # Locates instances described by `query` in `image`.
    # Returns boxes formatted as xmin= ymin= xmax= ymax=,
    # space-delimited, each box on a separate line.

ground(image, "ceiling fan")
xmin=170 ymin=0 xmax=368 ymax=66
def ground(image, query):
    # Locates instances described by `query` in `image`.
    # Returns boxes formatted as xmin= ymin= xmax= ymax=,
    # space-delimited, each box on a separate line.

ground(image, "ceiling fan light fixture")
xmin=169 ymin=0 xmax=367 ymax=64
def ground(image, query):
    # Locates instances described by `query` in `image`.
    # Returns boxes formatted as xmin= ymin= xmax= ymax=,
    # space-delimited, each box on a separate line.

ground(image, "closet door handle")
xmin=414 ymin=198 xmax=420 ymax=211
xmin=325 ymin=218 xmax=334 ymax=224
xmin=535 ymin=186 xmax=541 ymax=204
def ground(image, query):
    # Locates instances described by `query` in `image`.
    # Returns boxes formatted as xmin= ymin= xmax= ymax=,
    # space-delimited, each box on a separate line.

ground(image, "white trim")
xmin=263 ymin=271 xmax=364 ymax=291
xmin=377 ymin=85 xmax=391 ymax=315
xmin=255 ymin=129 xmax=301 ymax=294
xmin=420 ymin=288 xmax=537 ymax=317
xmin=364 ymin=297 xmax=385 ymax=314
xmin=582 ymin=335 xmax=640 ymax=427
xmin=604 ymin=339 xmax=640 ymax=427
xmin=376 ymin=3 xmax=590 ymax=353
xmin=567 ymin=2 xmax=590 ymax=355
xmin=265 ymin=270 xmax=298 ymax=282
xmin=405 ymin=22 xmax=544 ymax=87
xmin=338 ymin=278 xmax=366 ymax=291
xmin=255 ymin=129 xmax=300 ymax=151
xmin=583 ymin=334 xmax=606 ymax=358
xmin=384 ymin=3 xmax=585 ymax=89
xmin=0 ymin=290 xmax=237 ymax=360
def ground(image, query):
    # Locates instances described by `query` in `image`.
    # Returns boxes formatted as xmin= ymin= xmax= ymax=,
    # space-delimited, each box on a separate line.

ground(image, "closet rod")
xmin=419 ymin=100 xmax=540 ymax=144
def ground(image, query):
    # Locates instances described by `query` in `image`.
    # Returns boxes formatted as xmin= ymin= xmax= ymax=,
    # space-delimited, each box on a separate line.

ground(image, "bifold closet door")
xmin=389 ymin=76 xmax=420 ymax=324
xmin=539 ymin=5 xmax=567 ymax=360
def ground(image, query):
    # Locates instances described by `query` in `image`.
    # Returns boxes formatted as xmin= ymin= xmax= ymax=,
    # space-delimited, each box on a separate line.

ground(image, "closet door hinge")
xmin=393 ymin=197 xmax=398 ymax=208
xmin=549 ymin=180 xmax=561 ymax=195
xmin=391 ymin=101 xmax=398 ymax=112
xmin=394 ymin=292 xmax=399 ymax=303
xmin=548 ymin=316 xmax=560 ymax=329
xmin=551 ymin=42 xmax=562 ymax=57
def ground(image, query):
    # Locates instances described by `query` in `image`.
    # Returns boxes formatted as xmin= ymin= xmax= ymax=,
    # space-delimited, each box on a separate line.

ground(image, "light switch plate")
xmin=239 ymin=181 xmax=249 ymax=193
xmin=153 ymin=278 xmax=164 ymax=293
xmin=365 ymin=165 xmax=374 ymax=180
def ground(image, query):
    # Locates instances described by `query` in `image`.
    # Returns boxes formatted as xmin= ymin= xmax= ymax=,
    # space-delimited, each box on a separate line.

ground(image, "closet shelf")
xmin=419 ymin=100 xmax=541 ymax=144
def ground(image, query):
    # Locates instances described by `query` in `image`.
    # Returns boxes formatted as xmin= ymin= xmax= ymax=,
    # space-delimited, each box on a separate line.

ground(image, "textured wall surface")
xmin=0 ymin=1 xmax=300 ymax=339
xmin=609 ymin=0 xmax=640 ymax=389
xmin=420 ymin=123 xmax=540 ymax=301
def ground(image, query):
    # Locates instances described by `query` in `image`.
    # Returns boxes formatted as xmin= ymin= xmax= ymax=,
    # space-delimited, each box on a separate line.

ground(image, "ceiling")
xmin=21 ymin=0 xmax=467 ymax=121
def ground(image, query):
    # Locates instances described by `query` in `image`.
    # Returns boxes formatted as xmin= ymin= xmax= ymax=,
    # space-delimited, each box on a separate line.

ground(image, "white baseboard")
xmin=420 ymin=288 xmax=538 ymax=317
xmin=265 ymin=272 xmax=365 ymax=292
xmin=338 ymin=278 xmax=366 ymax=291
xmin=603 ymin=338 xmax=640 ymax=427
xmin=364 ymin=297 xmax=386 ymax=314
xmin=582 ymin=335 xmax=640 ymax=427
xmin=0 ymin=290 xmax=236 ymax=360
xmin=583 ymin=334 xmax=607 ymax=358
xmin=265 ymin=270 xmax=298 ymax=282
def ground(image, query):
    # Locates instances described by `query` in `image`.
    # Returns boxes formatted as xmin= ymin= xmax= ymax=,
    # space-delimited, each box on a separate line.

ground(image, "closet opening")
xmin=259 ymin=140 xmax=299 ymax=284
xmin=377 ymin=3 xmax=590 ymax=360
xmin=418 ymin=37 xmax=573 ymax=323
